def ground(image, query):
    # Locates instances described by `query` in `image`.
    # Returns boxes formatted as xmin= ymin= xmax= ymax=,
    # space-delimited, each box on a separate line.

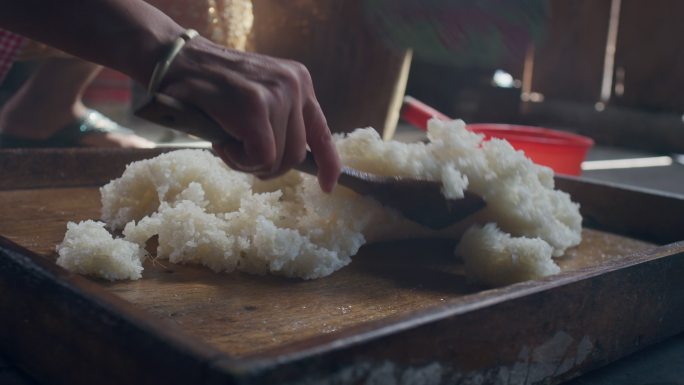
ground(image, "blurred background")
xmin=1 ymin=0 xmax=683 ymax=194
xmin=1 ymin=2 xmax=683 ymax=383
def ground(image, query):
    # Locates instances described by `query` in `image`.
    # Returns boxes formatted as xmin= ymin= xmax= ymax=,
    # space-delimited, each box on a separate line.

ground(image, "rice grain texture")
xmin=57 ymin=118 xmax=582 ymax=285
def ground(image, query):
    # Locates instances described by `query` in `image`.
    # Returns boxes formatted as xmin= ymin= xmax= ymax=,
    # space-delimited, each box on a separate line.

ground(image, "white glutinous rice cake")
xmin=57 ymin=118 xmax=583 ymax=285
xmin=56 ymin=220 xmax=145 ymax=281
xmin=455 ymin=223 xmax=560 ymax=286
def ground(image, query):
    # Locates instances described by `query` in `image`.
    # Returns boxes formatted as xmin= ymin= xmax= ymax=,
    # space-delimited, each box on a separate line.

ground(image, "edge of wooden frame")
xmin=2 ymin=233 xmax=683 ymax=384
xmin=2 ymin=148 xmax=684 ymax=384
xmin=226 ymin=242 xmax=684 ymax=384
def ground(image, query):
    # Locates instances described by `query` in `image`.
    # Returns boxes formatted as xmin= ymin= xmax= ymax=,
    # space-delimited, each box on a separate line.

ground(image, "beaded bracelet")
xmin=147 ymin=29 xmax=199 ymax=94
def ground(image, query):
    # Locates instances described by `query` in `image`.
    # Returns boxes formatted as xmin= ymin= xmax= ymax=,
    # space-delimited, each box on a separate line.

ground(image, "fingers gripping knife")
xmin=135 ymin=94 xmax=485 ymax=229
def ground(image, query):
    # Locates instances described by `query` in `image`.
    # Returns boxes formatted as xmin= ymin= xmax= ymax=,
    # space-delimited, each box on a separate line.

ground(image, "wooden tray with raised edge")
xmin=1 ymin=148 xmax=683 ymax=385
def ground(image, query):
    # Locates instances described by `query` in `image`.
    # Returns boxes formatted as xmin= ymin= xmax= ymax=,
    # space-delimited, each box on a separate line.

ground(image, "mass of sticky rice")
xmin=56 ymin=220 xmax=145 ymax=281
xmin=56 ymin=118 xmax=582 ymax=286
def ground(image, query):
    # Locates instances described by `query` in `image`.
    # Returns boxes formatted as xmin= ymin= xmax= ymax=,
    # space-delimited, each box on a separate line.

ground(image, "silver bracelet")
xmin=147 ymin=28 xmax=199 ymax=94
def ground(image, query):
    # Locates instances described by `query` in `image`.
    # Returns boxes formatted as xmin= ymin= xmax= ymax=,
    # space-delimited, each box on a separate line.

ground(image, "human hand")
xmin=157 ymin=36 xmax=341 ymax=192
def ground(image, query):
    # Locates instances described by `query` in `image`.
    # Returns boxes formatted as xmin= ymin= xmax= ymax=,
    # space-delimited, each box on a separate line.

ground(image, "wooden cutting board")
xmin=1 ymin=148 xmax=683 ymax=385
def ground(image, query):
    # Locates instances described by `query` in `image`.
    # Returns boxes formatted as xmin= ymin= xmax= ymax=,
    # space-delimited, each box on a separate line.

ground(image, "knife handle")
xmin=135 ymin=93 xmax=233 ymax=144
xmin=134 ymin=93 xmax=320 ymax=177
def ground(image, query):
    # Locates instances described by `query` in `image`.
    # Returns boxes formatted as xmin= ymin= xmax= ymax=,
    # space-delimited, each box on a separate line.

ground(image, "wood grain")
xmin=1 ymin=148 xmax=684 ymax=384
xmin=0 ymin=148 xmax=169 ymax=191
xmin=0 ymin=186 xmax=659 ymax=359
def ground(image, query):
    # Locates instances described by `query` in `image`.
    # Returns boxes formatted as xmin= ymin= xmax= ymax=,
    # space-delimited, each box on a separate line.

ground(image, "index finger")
xmin=303 ymin=100 xmax=341 ymax=193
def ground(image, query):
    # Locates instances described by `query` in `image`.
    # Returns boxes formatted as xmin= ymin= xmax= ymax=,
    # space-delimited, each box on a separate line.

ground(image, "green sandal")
xmin=0 ymin=109 xmax=135 ymax=148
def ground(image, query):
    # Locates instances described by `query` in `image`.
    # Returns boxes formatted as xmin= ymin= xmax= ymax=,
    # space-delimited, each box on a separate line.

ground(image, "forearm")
xmin=0 ymin=0 xmax=341 ymax=188
xmin=0 ymin=0 xmax=184 ymax=84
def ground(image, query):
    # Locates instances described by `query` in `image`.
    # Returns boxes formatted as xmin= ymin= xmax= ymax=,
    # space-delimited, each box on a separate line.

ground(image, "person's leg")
xmin=0 ymin=57 xmax=154 ymax=147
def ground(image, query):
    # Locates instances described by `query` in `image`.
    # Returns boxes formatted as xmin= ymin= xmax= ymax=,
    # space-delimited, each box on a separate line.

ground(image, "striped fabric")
xmin=0 ymin=29 xmax=24 ymax=84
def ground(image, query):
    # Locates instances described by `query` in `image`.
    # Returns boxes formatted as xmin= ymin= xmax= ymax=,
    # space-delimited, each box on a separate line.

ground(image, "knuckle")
xmin=261 ymin=147 xmax=278 ymax=169
xmin=303 ymin=98 xmax=325 ymax=119
xmin=313 ymin=131 xmax=334 ymax=149
xmin=283 ymin=146 xmax=306 ymax=168
xmin=292 ymin=61 xmax=312 ymax=81
xmin=277 ymin=66 xmax=301 ymax=91
xmin=281 ymin=60 xmax=312 ymax=89
xmin=322 ymin=133 xmax=334 ymax=147
xmin=305 ymin=108 xmax=329 ymax=134
xmin=247 ymin=88 xmax=279 ymax=119
xmin=288 ymin=61 xmax=307 ymax=74
xmin=245 ymin=85 xmax=269 ymax=108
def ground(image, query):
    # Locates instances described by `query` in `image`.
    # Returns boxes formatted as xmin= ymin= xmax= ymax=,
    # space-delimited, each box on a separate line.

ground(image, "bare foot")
xmin=0 ymin=57 xmax=155 ymax=148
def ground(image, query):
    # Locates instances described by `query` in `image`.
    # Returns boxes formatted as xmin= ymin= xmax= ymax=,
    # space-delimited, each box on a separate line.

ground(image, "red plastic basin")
xmin=399 ymin=97 xmax=594 ymax=176
xmin=466 ymin=124 xmax=594 ymax=176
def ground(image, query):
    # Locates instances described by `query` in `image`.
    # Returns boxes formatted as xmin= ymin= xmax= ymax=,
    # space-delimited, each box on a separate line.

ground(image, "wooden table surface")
xmin=1 ymin=148 xmax=683 ymax=385
xmin=0 ymin=185 xmax=656 ymax=360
